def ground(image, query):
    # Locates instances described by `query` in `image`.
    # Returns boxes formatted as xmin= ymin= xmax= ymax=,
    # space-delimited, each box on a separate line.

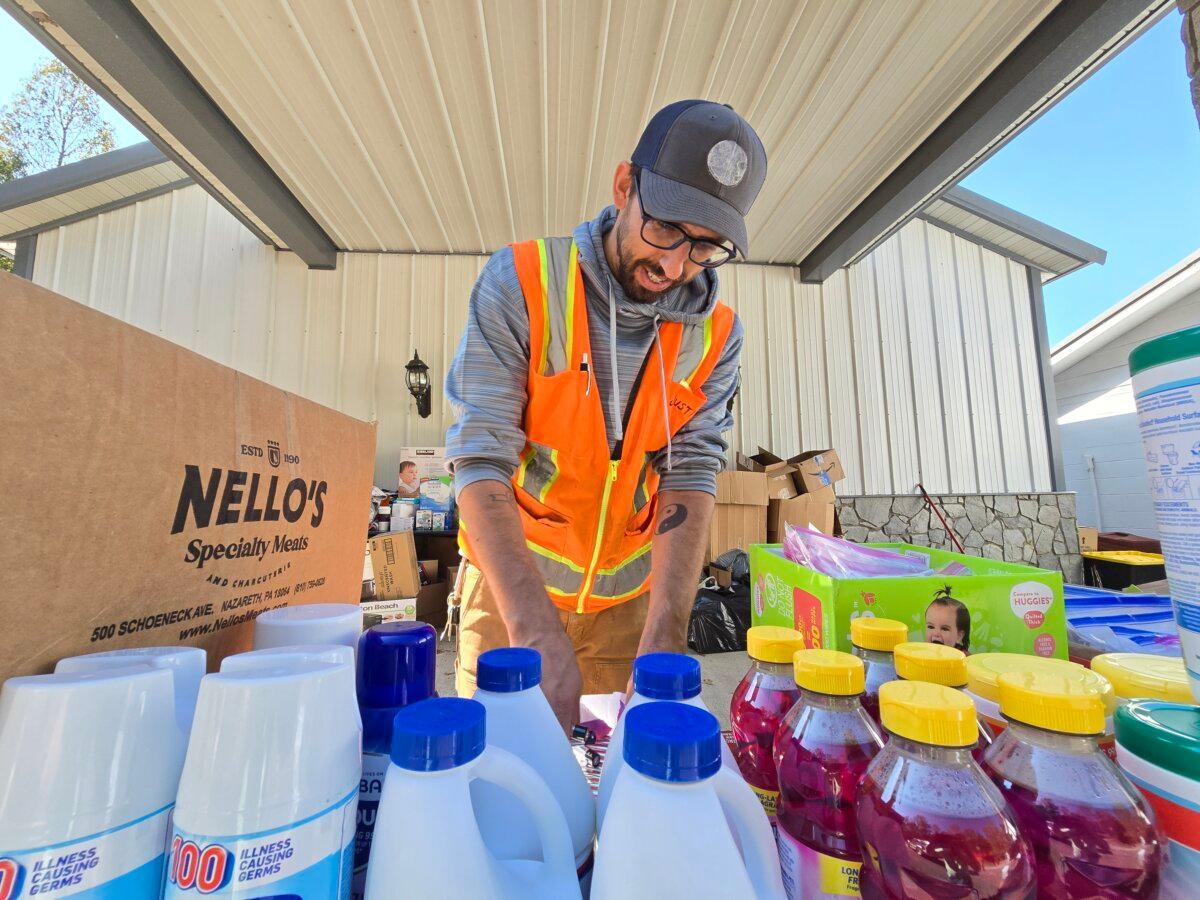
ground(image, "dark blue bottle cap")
xmin=390 ymin=697 xmax=485 ymax=771
xmin=633 ymin=652 xmax=700 ymax=700
xmin=357 ymin=622 xmax=437 ymax=709
xmin=623 ymin=702 xmax=721 ymax=783
xmin=476 ymin=647 xmax=541 ymax=693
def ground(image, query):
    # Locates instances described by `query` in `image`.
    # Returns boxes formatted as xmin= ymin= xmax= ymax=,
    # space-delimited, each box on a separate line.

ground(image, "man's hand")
xmin=456 ymin=479 xmax=581 ymax=734
xmin=521 ymin=623 xmax=584 ymax=732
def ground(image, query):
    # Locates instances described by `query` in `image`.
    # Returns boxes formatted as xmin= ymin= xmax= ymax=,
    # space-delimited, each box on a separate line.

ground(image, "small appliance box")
xmin=749 ymin=543 xmax=1067 ymax=659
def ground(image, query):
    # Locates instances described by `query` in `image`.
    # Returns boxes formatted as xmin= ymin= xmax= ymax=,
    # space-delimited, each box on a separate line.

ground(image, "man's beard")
xmin=613 ymin=212 xmax=684 ymax=303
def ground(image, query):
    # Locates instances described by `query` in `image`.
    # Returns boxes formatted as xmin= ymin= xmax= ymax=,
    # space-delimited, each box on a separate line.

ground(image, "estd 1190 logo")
xmin=168 ymin=837 xmax=233 ymax=894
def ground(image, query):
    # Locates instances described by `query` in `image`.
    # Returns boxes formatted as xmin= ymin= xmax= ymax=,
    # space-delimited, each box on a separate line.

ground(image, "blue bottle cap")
xmin=476 ymin=647 xmax=541 ymax=693
xmin=390 ymin=697 xmax=486 ymax=771
xmin=623 ymin=702 xmax=721 ymax=783
xmin=357 ymin=622 xmax=437 ymax=709
xmin=633 ymin=652 xmax=700 ymax=700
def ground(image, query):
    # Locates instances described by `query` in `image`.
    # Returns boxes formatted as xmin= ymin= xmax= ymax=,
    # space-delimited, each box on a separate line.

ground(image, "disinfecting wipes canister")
xmin=0 ymin=666 xmax=185 ymax=898
xmin=1130 ymin=326 xmax=1200 ymax=703
xmin=166 ymin=660 xmax=361 ymax=898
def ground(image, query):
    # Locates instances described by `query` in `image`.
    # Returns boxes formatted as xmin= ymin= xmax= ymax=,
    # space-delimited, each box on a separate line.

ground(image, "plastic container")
xmin=730 ymin=625 xmax=807 ymax=820
xmin=774 ymin=649 xmax=884 ymax=899
xmin=0 ymin=666 xmax=184 ymax=897
xmin=1115 ymin=700 xmax=1200 ymax=895
xmin=592 ymin=702 xmax=784 ymax=900
xmin=221 ymin=643 xmax=360 ymax=728
xmin=165 ymin=660 xmax=361 ymax=897
xmin=1091 ymin=652 xmax=1193 ymax=704
xmin=893 ymin=641 xmax=992 ymax=760
xmin=982 ymin=668 xmax=1164 ymax=898
xmin=597 ymin=652 xmax=734 ymax=828
xmin=856 ymin=681 xmax=1033 ymax=898
xmin=1129 ymin=325 xmax=1200 ymax=703
xmin=964 ymin=652 xmax=1117 ymax=755
xmin=849 ymin=617 xmax=907 ymax=725
xmin=253 ymin=602 xmax=363 ymax=652
xmin=54 ymin=645 xmax=206 ymax=738
xmin=365 ymin=697 xmax=581 ymax=899
xmin=353 ymin=623 xmax=437 ymax=900
xmin=469 ymin=648 xmax=595 ymax=885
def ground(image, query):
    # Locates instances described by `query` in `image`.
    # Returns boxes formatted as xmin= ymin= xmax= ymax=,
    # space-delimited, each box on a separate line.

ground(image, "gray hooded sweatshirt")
xmin=445 ymin=206 xmax=743 ymax=496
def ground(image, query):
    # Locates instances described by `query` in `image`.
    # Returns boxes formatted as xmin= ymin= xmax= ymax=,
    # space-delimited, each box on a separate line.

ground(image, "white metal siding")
xmin=29 ymin=185 xmax=1052 ymax=493
xmin=1054 ymin=287 xmax=1200 ymax=536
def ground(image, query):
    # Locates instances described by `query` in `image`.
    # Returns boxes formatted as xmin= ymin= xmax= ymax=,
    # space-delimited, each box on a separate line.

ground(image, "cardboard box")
xmin=737 ymin=449 xmax=798 ymax=500
xmin=709 ymin=471 xmax=769 ymax=562
xmin=789 ymin=449 xmax=846 ymax=494
xmin=0 ymin=274 xmax=376 ymax=679
xmin=367 ymin=532 xmax=421 ymax=600
xmin=750 ymin=543 xmax=1067 ymax=658
xmin=397 ymin=446 xmax=445 ymax=498
xmin=1078 ymin=527 xmax=1099 ymax=553
xmin=361 ymin=597 xmax=417 ymax=624
xmin=768 ymin=486 xmax=836 ymax=541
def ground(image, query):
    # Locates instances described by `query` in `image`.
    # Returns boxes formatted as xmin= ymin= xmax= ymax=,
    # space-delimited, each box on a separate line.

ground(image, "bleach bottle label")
xmin=0 ymin=805 xmax=172 ymax=899
xmin=163 ymin=789 xmax=356 ymax=899
xmin=350 ymin=753 xmax=389 ymax=900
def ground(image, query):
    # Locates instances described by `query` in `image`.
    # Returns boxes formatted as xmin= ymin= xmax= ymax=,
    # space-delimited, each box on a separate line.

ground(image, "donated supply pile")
xmin=2 ymin=603 xmax=1198 ymax=898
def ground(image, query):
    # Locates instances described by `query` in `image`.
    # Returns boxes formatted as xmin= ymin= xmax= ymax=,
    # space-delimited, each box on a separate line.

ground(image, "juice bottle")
xmin=849 ymin=617 xmax=907 ymax=727
xmin=983 ymin=668 xmax=1165 ymax=898
xmin=730 ymin=625 xmax=807 ymax=822
xmin=774 ymin=649 xmax=884 ymax=899
xmin=965 ymin=652 xmax=1118 ymax=757
xmin=856 ymin=681 xmax=1034 ymax=899
xmin=892 ymin=641 xmax=992 ymax=761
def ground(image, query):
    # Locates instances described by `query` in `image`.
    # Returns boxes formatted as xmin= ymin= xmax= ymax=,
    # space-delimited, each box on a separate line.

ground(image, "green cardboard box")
xmin=750 ymin=543 xmax=1067 ymax=659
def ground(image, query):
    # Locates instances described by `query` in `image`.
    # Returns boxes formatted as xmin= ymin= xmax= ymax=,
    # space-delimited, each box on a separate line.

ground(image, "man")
xmin=445 ymin=100 xmax=767 ymax=729
xmin=397 ymin=460 xmax=420 ymax=498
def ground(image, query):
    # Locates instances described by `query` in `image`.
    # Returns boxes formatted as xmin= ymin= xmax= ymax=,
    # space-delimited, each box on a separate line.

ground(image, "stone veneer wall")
xmin=837 ymin=492 xmax=1083 ymax=582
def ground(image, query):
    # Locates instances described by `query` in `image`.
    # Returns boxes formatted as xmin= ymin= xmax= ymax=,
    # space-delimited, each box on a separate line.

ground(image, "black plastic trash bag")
xmin=687 ymin=582 xmax=751 ymax=654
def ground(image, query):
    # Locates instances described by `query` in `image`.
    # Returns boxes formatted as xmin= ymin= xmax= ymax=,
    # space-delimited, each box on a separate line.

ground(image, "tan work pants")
xmin=454 ymin=562 xmax=654 ymax=697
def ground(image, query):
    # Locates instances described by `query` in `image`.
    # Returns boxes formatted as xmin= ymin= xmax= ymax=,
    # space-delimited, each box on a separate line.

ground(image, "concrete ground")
xmin=434 ymin=640 xmax=747 ymax=730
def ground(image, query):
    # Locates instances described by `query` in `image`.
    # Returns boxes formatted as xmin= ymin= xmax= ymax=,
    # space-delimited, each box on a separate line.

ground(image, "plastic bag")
xmin=687 ymin=583 xmax=751 ymax=654
xmin=782 ymin=523 xmax=934 ymax=579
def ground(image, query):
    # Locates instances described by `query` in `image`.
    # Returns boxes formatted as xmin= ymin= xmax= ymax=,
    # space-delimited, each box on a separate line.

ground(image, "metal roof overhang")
xmin=3 ymin=0 xmax=1167 ymax=273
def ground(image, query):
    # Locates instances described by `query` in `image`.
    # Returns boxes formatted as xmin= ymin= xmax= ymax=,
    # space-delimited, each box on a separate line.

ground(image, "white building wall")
xmin=1054 ymin=288 xmax=1200 ymax=537
xmin=29 ymin=184 xmax=1053 ymax=494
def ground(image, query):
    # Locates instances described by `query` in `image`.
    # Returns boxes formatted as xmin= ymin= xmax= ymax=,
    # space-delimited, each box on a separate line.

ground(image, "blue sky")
xmin=963 ymin=9 xmax=1200 ymax=345
xmin=2 ymin=9 xmax=1197 ymax=346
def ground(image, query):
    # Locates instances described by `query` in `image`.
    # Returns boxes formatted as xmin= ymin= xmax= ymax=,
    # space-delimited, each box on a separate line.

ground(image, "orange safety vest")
xmin=460 ymin=236 xmax=735 ymax=614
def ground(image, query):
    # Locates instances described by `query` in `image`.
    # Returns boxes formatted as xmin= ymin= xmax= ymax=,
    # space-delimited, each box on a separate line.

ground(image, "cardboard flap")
xmin=715 ymin=471 xmax=770 ymax=506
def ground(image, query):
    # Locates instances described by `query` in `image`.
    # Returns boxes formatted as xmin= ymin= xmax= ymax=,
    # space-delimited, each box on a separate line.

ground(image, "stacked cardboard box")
xmin=707 ymin=447 xmax=846 ymax=562
xmin=364 ymin=531 xmax=449 ymax=627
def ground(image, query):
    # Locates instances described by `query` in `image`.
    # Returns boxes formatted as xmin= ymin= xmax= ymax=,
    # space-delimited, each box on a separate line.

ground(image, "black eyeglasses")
xmin=634 ymin=175 xmax=736 ymax=268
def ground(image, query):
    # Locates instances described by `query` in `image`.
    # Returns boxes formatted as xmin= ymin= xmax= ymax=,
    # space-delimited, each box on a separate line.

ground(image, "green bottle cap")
xmin=1114 ymin=700 xmax=1200 ymax=781
xmin=1128 ymin=325 xmax=1200 ymax=377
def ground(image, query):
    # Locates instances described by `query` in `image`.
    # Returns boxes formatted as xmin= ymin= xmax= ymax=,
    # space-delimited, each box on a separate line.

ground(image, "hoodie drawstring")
xmin=653 ymin=315 xmax=673 ymax=472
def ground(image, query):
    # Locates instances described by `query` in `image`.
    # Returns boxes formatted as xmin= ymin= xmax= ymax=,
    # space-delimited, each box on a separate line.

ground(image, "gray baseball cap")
xmin=631 ymin=100 xmax=768 ymax=259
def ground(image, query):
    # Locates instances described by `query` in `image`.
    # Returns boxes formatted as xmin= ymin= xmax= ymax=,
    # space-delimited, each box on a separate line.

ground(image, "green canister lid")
xmin=1114 ymin=700 xmax=1200 ymax=782
xmin=1128 ymin=325 xmax=1200 ymax=377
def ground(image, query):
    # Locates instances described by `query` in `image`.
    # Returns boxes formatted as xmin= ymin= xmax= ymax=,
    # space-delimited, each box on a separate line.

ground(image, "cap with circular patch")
xmin=631 ymin=99 xmax=767 ymax=259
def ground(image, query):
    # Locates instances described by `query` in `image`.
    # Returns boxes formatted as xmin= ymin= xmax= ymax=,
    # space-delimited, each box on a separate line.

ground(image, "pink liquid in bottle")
xmin=774 ymin=687 xmax=883 ymax=898
xmin=857 ymin=736 xmax=1034 ymax=899
xmin=730 ymin=660 xmax=800 ymax=821
xmin=984 ymin=722 xmax=1164 ymax=898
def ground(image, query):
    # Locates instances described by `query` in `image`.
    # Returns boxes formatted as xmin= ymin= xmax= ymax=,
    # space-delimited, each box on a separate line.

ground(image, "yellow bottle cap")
xmin=849 ymin=617 xmax=908 ymax=652
xmin=997 ymin=669 xmax=1108 ymax=735
xmin=879 ymin=681 xmax=978 ymax=747
xmin=746 ymin=626 xmax=807 ymax=664
xmin=1090 ymin=653 xmax=1192 ymax=703
xmin=793 ymin=649 xmax=864 ymax=696
xmin=965 ymin=652 xmax=1083 ymax=703
xmin=894 ymin=642 xmax=968 ymax=687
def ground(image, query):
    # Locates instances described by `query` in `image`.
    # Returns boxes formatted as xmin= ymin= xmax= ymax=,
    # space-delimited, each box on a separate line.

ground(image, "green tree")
xmin=1 ymin=59 xmax=115 ymax=174
xmin=0 ymin=143 xmax=20 ymax=271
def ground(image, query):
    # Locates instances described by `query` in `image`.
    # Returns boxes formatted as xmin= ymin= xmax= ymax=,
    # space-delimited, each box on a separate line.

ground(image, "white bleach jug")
xmin=592 ymin=702 xmax=785 ymax=900
xmin=364 ymin=697 xmax=581 ymax=899
xmin=471 ymin=648 xmax=596 ymax=881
